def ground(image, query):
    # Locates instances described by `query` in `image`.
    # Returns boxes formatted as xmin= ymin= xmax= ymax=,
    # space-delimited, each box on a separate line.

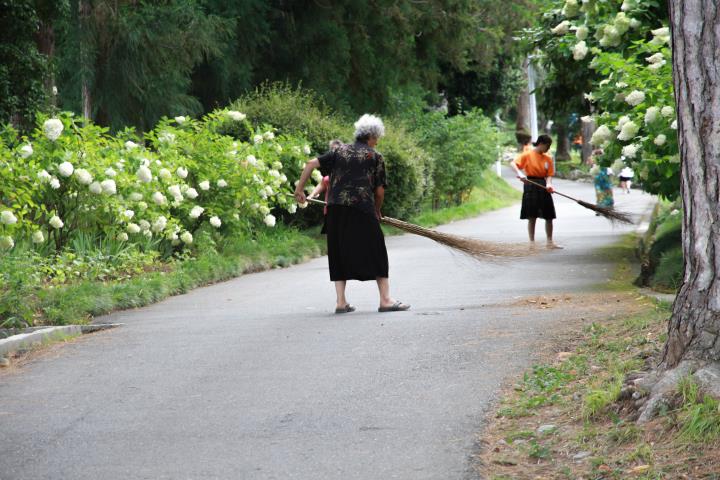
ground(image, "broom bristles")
xmin=575 ymin=200 xmax=635 ymax=225
xmin=380 ymin=216 xmax=531 ymax=259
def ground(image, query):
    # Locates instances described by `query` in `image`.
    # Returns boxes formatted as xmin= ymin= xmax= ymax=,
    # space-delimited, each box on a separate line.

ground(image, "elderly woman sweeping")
xmin=294 ymin=115 xmax=410 ymax=314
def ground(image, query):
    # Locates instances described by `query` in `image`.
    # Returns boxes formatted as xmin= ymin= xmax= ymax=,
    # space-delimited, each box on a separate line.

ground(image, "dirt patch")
xmin=471 ymin=292 xmax=720 ymax=479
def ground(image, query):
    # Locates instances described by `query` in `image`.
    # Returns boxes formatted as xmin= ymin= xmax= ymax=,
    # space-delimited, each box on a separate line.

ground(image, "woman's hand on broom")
xmin=294 ymin=189 xmax=307 ymax=204
xmin=546 ymin=185 xmax=555 ymax=193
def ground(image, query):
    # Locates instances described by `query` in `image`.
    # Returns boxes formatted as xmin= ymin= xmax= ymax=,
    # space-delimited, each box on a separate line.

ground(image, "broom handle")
xmin=522 ymin=178 xmax=580 ymax=203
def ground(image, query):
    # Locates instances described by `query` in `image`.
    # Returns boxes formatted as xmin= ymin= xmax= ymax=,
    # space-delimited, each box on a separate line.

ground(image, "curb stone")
xmin=0 ymin=324 xmax=121 ymax=359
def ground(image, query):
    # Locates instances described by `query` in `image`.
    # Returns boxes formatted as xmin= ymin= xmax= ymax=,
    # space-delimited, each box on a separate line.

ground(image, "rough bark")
xmin=79 ymin=0 xmax=92 ymax=120
xmin=663 ymin=0 xmax=720 ymax=368
xmin=35 ymin=21 xmax=55 ymax=105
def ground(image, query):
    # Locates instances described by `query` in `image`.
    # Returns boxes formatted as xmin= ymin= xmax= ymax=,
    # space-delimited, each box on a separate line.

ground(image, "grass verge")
xmin=32 ymin=227 xmax=324 ymax=325
xmin=476 ymin=236 xmax=720 ymax=479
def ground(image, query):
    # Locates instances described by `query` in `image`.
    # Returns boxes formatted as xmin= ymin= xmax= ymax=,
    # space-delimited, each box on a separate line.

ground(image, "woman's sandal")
xmin=335 ymin=304 xmax=356 ymax=314
xmin=378 ymin=301 xmax=411 ymax=312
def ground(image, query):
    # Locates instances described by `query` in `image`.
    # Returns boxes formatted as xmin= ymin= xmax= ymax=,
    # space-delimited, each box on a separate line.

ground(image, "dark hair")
xmin=533 ymin=134 xmax=552 ymax=147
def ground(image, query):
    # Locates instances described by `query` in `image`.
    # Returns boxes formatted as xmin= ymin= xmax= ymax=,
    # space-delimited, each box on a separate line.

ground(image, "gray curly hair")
xmin=354 ymin=114 xmax=385 ymax=142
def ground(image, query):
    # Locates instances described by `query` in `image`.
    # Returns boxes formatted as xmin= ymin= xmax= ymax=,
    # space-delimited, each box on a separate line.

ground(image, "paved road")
xmin=0 ymin=170 xmax=655 ymax=480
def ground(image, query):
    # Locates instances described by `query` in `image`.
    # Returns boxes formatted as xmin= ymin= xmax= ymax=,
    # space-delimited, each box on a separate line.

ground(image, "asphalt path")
xmin=0 ymin=169 xmax=655 ymax=480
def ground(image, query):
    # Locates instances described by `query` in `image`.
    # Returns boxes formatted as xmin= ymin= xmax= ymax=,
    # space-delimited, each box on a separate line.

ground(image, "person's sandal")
xmin=378 ymin=301 xmax=411 ymax=312
xmin=335 ymin=304 xmax=356 ymax=314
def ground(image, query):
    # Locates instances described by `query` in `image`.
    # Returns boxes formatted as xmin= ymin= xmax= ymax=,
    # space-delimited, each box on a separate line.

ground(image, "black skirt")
xmin=326 ymin=205 xmax=389 ymax=281
xmin=520 ymin=177 xmax=557 ymax=220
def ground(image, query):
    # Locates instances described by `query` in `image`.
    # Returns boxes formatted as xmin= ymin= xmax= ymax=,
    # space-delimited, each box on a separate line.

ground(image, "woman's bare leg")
xmin=335 ymin=280 xmax=348 ymax=309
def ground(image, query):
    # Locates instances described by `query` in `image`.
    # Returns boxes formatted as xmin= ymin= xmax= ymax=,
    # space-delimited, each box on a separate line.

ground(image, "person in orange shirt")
xmin=511 ymin=134 xmax=562 ymax=249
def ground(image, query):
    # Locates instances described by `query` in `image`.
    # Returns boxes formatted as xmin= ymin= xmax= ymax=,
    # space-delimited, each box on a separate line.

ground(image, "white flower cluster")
xmin=590 ymin=124 xmax=614 ymax=146
xmin=227 ymin=111 xmax=246 ymax=122
xmin=43 ymin=119 xmax=64 ymax=141
xmin=572 ymin=41 xmax=588 ymax=61
xmin=617 ymin=121 xmax=640 ymax=141
xmin=625 ymin=90 xmax=646 ymax=106
xmin=650 ymin=27 xmax=670 ymax=46
xmin=646 ymin=52 xmax=666 ymax=71
xmin=552 ymin=20 xmax=571 ymax=35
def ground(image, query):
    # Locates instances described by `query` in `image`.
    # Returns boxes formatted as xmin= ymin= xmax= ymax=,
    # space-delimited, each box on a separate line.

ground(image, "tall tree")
xmin=663 ymin=2 xmax=720 ymax=368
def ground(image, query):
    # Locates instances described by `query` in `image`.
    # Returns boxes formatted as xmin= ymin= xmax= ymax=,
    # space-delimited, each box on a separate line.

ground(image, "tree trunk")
xmin=581 ymin=118 xmax=594 ymax=165
xmin=79 ymin=0 xmax=92 ymax=120
xmin=663 ymin=1 xmax=720 ymax=368
xmin=554 ymin=121 xmax=571 ymax=162
xmin=515 ymin=59 xmax=531 ymax=151
xmin=35 ymin=20 xmax=56 ymax=106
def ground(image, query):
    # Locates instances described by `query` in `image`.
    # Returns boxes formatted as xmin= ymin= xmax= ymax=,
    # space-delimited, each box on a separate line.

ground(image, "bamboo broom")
xmin=523 ymin=178 xmax=635 ymax=225
xmin=297 ymin=196 xmax=531 ymax=259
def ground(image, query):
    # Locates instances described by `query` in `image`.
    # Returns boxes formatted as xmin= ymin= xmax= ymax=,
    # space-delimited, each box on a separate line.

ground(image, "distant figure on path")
xmin=618 ymin=165 xmax=634 ymax=193
xmin=593 ymin=166 xmax=615 ymax=211
xmin=295 ymin=116 xmax=410 ymax=314
xmin=511 ymin=134 xmax=563 ymax=249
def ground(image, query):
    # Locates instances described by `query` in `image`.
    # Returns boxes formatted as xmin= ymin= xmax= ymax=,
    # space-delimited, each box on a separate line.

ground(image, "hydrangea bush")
xmin=0 ymin=109 xmax=312 ymax=253
xmin=529 ymin=0 xmax=678 ymax=198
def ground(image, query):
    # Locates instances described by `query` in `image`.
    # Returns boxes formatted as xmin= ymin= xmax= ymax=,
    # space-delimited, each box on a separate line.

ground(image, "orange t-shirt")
xmin=514 ymin=150 xmax=554 ymax=178
xmin=522 ymin=144 xmax=533 ymax=153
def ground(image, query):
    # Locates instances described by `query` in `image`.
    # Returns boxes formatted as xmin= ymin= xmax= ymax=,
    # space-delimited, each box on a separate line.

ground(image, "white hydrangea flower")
xmin=625 ymin=90 xmax=646 ymax=106
xmin=50 ymin=177 xmax=61 ymax=189
xmin=141 ymin=158 xmax=151 ymax=167
xmin=303 ymin=145 xmax=312 ymax=155
xmin=180 ymin=231 xmax=193 ymax=244
xmin=288 ymin=203 xmax=297 ymax=214
xmin=143 ymin=230 xmax=152 ymax=238
xmin=572 ymin=41 xmax=588 ymax=61
xmin=263 ymin=214 xmax=276 ymax=227
xmin=198 ymin=180 xmax=210 ymax=191
xmin=189 ymin=206 xmax=204 ymax=219
xmin=618 ymin=121 xmax=640 ymax=141
xmin=629 ymin=18 xmax=641 ymax=29
xmin=650 ymin=26 xmax=670 ymax=46
xmin=621 ymin=0 xmax=636 ymax=11
xmin=152 ymin=216 xmax=167 ymax=233
xmin=129 ymin=192 xmax=143 ymax=201
xmin=615 ymin=116 xmax=630 ymax=131
xmin=646 ymin=52 xmax=664 ymax=64
xmin=38 ymin=169 xmax=51 ymax=182
xmin=622 ymin=144 xmax=639 ymax=158
xmin=0 ymin=236 xmax=14 ymax=250
xmin=168 ymin=185 xmax=182 ymax=200
xmin=648 ymin=61 xmax=666 ymax=71
xmin=227 ymin=111 xmax=246 ymax=122
xmin=275 ymin=145 xmax=283 ymax=153
xmin=661 ymin=106 xmax=674 ymax=118
xmin=590 ymin=124 xmax=614 ymax=146
xmin=138 ymin=220 xmax=151 ymax=231
xmin=125 ymin=140 xmax=139 ymax=150
xmin=209 ymin=216 xmax=222 ymax=228
xmin=259 ymin=205 xmax=270 ymax=215
xmin=217 ymin=179 xmax=227 ymax=188
xmin=176 ymin=166 xmax=188 ymax=179
xmin=645 ymin=107 xmax=660 ymax=124
xmin=311 ymin=170 xmax=323 ymax=182
xmin=32 ymin=230 xmax=45 ymax=244
xmin=89 ymin=181 xmax=102 ymax=194
xmin=253 ymin=135 xmax=264 ymax=144
xmin=246 ymin=155 xmax=258 ymax=166
xmin=20 ymin=144 xmax=33 ymax=158
xmin=151 ymin=192 xmax=166 ymax=206
xmin=122 ymin=209 xmax=135 ymax=220
xmin=174 ymin=116 xmax=186 ymax=124
xmin=576 ymin=25 xmax=589 ymax=41
xmin=49 ymin=215 xmax=64 ymax=229
xmin=1 ymin=210 xmax=18 ymax=225
xmin=127 ymin=223 xmax=141 ymax=234
xmin=263 ymin=131 xmax=275 ymax=140
xmin=551 ymin=20 xmax=571 ymax=35
xmin=671 ymin=119 xmax=678 ymax=130
xmin=280 ymin=174 xmax=288 ymax=183
xmin=104 ymin=167 xmax=117 ymax=178
xmin=58 ymin=161 xmax=74 ymax=177
xmin=137 ymin=165 xmax=153 ymax=183
xmin=101 ymin=179 xmax=117 ymax=195
xmin=269 ymin=169 xmax=281 ymax=178
xmin=73 ymin=168 xmax=93 ymax=185
xmin=264 ymin=186 xmax=274 ymax=196
xmin=185 ymin=188 xmax=199 ymax=199
xmin=562 ymin=0 xmax=579 ymax=17
xmin=157 ymin=168 xmax=171 ymax=181
xmin=137 ymin=201 xmax=148 ymax=211
xmin=43 ymin=118 xmax=64 ymax=141
xmin=159 ymin=132 xmax=176 ymax=144
xmin=117 ymin=232 xmax=129 ymax=242
xmin=654 ymin=134 xmax=667 ymax=146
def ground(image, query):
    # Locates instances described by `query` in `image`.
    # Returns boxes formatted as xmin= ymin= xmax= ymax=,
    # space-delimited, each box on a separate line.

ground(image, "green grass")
xmin=678 ymin=377 xmax=720 ymax=443
xmin=651 ymin=246 xmax=683 ymax=292
xmin=34 ymin=226 xmax=324 ymax=325
xmin=410 ymin=170 xmax=520 ymax=228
